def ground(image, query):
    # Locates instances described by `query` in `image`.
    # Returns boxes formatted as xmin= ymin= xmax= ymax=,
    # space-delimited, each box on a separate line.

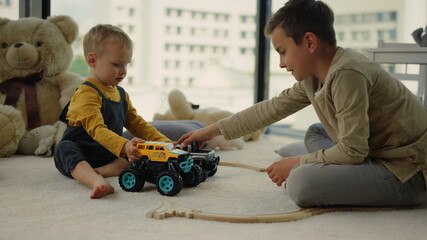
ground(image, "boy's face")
xmin=88 ymin=41 xmax=133 ymax=87
xmin=271 ymin=27 xmax=314 ymax=81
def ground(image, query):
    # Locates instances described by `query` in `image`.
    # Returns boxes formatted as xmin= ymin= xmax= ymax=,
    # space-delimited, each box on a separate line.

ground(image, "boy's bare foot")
xmin=90 ymin=180 xmax=114 ymax=199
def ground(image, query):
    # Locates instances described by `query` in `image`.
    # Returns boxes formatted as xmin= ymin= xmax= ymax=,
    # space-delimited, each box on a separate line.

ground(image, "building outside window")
xmin=5 ymin=0 xmax=426 ymax=132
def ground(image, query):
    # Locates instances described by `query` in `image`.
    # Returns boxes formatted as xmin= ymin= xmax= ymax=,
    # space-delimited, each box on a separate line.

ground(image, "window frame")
xmin=23 ymin=0 xmax=272 ymax=103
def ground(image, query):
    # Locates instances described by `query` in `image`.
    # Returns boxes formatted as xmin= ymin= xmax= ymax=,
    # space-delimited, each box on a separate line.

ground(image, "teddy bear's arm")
xmin=52 ymin=72 xmax=84 ymax=108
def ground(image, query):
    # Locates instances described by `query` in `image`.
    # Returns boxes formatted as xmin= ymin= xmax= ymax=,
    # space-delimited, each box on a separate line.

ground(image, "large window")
xmin=269 ymin=0 xmax=425 ymax=131
xmin=52 ymin=0 xmax=257 ymax=122
xmin=7 ymin=0 xmax=427 ymax=136
xmin=1 ymin=0 xmax=18 ymax=19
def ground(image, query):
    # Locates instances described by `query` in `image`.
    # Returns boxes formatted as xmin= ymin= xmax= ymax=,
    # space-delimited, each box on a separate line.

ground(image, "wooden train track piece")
xmin=147 ymin=200 xmax=399 ymax=223
xmin=147 ymin=161 xmax=399 ymax=223
xmin=219 ymin=161 xmax=266 ymax=172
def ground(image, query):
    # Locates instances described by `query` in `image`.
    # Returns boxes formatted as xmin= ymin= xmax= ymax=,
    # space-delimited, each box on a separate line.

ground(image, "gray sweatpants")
xmin=285 ymin=123 xmax=427 ymax=208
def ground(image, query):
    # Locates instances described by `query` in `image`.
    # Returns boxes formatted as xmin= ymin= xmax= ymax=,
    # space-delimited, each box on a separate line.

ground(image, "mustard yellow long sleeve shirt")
xmin=66 ymin=78 xmax=170 ymax=157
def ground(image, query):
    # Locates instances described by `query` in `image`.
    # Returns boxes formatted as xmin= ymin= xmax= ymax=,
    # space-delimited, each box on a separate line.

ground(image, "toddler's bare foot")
xmin=90 ymin=180 xmax=114 ymax=199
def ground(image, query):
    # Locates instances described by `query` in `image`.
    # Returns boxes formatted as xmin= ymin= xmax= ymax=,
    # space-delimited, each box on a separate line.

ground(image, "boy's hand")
xmin=177 ymin=123 xmax=221 ymax=148
xmin=122 ymin=137 xmax=145 ymax=162
xmin=266 ymin=157 xmax=301 ymax=187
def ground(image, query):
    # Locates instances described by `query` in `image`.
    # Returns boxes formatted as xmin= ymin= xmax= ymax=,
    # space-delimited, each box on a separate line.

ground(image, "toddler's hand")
xmin=122 ymin=137 xmax=145 ymax=162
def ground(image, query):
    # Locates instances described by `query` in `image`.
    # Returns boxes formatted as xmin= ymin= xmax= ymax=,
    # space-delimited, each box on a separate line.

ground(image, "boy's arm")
xmin=218 ymin=82 xmax=310 ymax=140
xmin=301 ymin=70 xmax=370 ymax=165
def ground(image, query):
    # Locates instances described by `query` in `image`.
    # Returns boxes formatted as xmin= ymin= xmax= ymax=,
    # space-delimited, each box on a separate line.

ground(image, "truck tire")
xmin=119 ymin=168 xmax=145 ymax=192
xmin=156 ymin=171 xmax=183 ymax=196
xmin=182 ymin=164 xmax=204 ymax=187
xmin=208 ymin=166 xmax=218 ymax=177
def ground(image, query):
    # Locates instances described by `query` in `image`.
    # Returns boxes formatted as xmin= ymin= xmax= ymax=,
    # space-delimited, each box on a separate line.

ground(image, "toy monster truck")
xmin=118 ymin=141 xmax=204 ymax=196
xmin=179 ymin=142 xmax=220 ymax=181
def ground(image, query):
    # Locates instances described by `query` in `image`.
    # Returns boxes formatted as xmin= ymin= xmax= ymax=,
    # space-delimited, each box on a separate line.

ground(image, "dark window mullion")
xmin=19 ymin=0 xmax=50 ymax=18
xmin=254 ymin=0 xmax=272 ymax=103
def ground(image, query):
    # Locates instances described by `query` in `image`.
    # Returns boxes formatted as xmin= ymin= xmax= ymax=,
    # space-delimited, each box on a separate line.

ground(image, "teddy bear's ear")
xmin=0 ymin=17 xmax=10 ymax=27
xmin=47 ymin=15 xmax=78 ymax=44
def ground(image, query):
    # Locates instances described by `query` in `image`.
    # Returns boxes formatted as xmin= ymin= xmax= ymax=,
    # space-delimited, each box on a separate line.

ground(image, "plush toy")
xmin=412 ymin=25 xmax=427 ymax=47
xmin=153 ymin=89 xmax=265 ymax=150
xmin=0 ymin=16 xmax=83 ymax=157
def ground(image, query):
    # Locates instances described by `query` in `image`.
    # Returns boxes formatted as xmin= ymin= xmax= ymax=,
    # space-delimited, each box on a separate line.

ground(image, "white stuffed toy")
xmin=154 ymin=89 xmax=265 ymax=150
xmin=0 ymin=16 xmax=83 ymax=157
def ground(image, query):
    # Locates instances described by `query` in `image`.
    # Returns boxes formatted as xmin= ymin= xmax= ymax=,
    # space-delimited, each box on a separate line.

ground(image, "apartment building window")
xmin=336 ymin=15 xmax=348 ymax=25
xmin=351 ymin=31 xmax=359 ymax=41
xmin=215 ymin=13 xmax=230 ymax=22
xmin=350 ymin=14 xmax=362 ymax=24
xmin=361 ymin=13 xmax=375 ymax=23
xmin=377 ymin=30 xmax=385 ymax=40
xmin=166 ymin=8 xmax=183 ymax=18
xmin=0 ymin=0 xmax=11 ymax=6
xmin=177 ymin=9 xmax=183 ymax=17
xmin=166 ymin=8 xmax=172 ymax=16
xmin=390 ymin=12 xmax=397 ymax=21
xmin=377 ymin=11 xmax=397 ymax=22
xmin=361 ymin=30 xmax=370 ymax=41
xmin=240 ymin=15 xmax=254 ymax=24
xmin=389 ymin=29 xmax=397 ymax=40
xmin=222 ymin=47 xmax=228 ymax=54
xmin=337 ymin=31 xmax=345 ymax=41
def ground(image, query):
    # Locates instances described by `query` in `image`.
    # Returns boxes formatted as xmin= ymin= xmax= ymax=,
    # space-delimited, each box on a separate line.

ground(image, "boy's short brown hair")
xmin=83 ymin=24 xmax=133 ymax=57
xmin=265 ymin=0 xmax=336 ymax=47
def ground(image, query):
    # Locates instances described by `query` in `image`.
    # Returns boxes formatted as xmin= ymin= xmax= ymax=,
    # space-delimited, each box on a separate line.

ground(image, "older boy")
xmin=178 ymin=0 xmax=427 ymax=207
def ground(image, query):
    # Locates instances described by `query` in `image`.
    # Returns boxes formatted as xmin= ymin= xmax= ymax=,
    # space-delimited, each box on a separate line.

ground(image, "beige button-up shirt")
xmin=218 ymin=47 xmax=427 ymax=184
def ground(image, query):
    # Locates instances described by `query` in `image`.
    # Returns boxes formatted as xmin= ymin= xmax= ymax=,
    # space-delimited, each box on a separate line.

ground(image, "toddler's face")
xmin=91 ymin=41 xmax=133 ymax=87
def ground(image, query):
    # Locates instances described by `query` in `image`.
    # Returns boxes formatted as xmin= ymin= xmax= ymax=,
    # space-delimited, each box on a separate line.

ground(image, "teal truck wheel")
xmin=156 ymin=171 xmax=183 ymax=196
xmin=119 ymin=169 xmax=145 ymax=192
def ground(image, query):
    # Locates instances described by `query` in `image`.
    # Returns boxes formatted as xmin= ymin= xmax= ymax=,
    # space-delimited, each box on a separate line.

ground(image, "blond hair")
xmin=83 ymin=24 xmax=133 ymax=56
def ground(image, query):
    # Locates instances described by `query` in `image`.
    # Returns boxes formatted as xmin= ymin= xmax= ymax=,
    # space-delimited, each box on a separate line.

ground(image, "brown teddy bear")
xmin=153 ymin=89 xmax=265 ymax=150
xmin=0 ymin=16 xmax=83 ymax=157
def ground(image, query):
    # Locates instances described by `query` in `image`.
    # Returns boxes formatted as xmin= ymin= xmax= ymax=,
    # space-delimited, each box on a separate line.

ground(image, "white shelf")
xmin=367 ymin=46 xmax=427 ymax=105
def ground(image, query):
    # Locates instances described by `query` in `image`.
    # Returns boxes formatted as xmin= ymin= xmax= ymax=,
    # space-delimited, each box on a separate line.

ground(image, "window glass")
xmin=269 ymin=0 xmax=426 ymax=134
xmin=52 ymin=0 xmax=256 ymax=122
xmin=1 ymin=0 xmax=19 ymax=19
